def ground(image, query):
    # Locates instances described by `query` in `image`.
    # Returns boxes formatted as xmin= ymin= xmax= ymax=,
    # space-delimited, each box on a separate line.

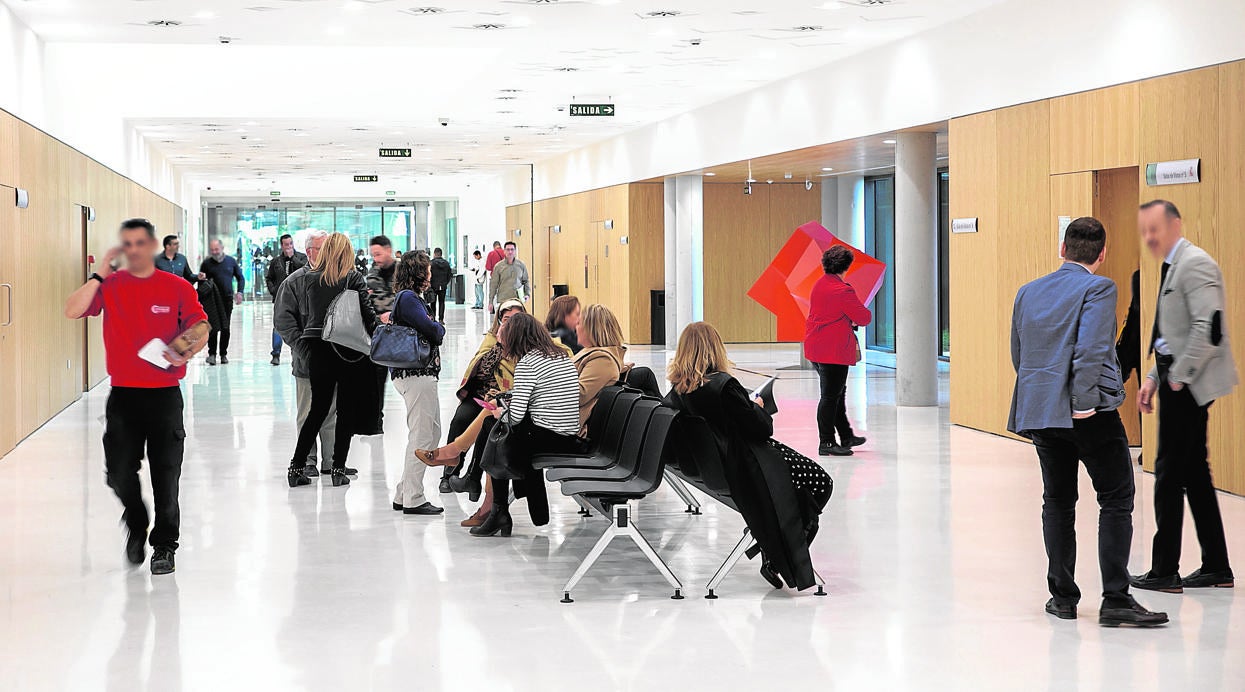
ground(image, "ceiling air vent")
xmin=792 ymin=25 xmax=824 ymax=32
xmin=409 ymin=7 xmax=447 ymax=14
xmin=645 ymin=11 xmax=682 ymax=18
xmin=146 ymin=20 xmax=183 ymax=27
xmin=554 ymin=66 xmax=579 ymax=72
xmin=472 ymin=23 xmax=506 ymax=30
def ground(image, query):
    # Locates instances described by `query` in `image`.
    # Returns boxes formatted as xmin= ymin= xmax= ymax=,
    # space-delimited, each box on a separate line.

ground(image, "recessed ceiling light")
xmin=704 ymin=172 xmax=716 ymax=176
xmin=882 ymin=139 xmax=897 ymax=144
xmin=821 ymin=167 xmax=834 ymax=171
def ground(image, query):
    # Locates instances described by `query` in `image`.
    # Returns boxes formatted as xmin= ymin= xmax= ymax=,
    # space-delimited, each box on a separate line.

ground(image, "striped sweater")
xmin=504 ymin=351 xmax=581 ymax=436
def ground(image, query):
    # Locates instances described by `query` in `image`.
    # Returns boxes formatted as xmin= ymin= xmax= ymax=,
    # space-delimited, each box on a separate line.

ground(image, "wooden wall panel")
xmin=1049 ymin=172 xmax=1093 ymax=223
xmin=627 ymin=183 xmax=664 ymax=345
xmin=703 ymin=183 xmax=775 ymax=343
xmin=1049 ymin=91 xmax=1095 ymax=174
xmin=1215 ymin=61 xmax=1245 ymax=495
xmin=948 ymin=111 xmax=1000 ymax=432
xmin=1096 ymin=84 xmax=1140 ymax=170
xmin=1094 ymin=167 xmax=1142 ymax=445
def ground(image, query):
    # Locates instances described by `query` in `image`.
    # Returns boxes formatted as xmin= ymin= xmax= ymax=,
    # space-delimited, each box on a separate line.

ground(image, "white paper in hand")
xmin=138 ymin=338 xmax=172 ymax=370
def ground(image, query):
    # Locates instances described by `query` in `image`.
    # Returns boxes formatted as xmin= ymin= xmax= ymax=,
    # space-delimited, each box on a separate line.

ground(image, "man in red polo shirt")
xmin=484 ymin=240 xmax=505 ymax=273
xmin=64 ymin=218 xmax=209 ymax=575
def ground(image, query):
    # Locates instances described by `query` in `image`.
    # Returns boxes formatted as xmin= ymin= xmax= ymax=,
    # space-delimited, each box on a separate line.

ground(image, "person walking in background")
xmin=265 ymin=233 xmax=308 ymax=367
xmin=469 ymin=249 xmax=487 ymax=310
xmin=428 ymin=248 xmax=453 ymax=323
xmin=546 ymin=295 xmax=583 ymax=354
xmin=804 ymin=246 xmax=870 ymax=457
xmin=284 ymin=233 xmax=379 ymax=488
xmin=388 ymin=251 xmax=446 ymax=516
xmin=64 ymin=219 xmax=210 ymax=575
xmin=198 ymin=239 xmax=245 ymax=365
xmin=1131 ymin=200 xmax=1238 ymax=593
xmin=274 ymin=231 xmax=336 ymax=478
xmin=1009 ymin=216 xmax=1166 ymax=628
xmin=155 ymin=235 xmax=197 ymax=284
xmin=489 ymin=241 xmax=530 ymax=311
xmin=365 ymin=235 xmax=398 ymax=432
xmin=484 ymin=241 xmax=505 ymax=311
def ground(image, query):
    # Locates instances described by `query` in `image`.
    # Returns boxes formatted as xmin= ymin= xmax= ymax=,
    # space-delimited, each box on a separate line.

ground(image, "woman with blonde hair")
xmin=663 ymin=322 xmax=831 ymax=591
xmin=573 ymin=303 xmax=627 ymax=431
xmin=283 ymin=232 xmax=379 ymax=488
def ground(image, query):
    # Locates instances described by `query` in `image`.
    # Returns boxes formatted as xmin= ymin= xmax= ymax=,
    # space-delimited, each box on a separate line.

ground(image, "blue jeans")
xmin=473 ymin=283 xmax=484 ymax=308
xmin=271 ymin=329 xmax=283 ymax=357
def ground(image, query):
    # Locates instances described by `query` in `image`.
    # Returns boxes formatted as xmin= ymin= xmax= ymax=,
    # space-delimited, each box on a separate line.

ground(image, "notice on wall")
xmin=1146 ymin=159 xmax=1200 ymax=186
xmin=1057 ymin=216 xmax=1072 ymax=259
xmin=951 ymin=217 xmax=978 ymax=234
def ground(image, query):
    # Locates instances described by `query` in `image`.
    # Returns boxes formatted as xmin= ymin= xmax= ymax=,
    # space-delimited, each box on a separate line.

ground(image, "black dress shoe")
xmin=270 ymin=355 xmax=280 ymax=366
xmin=845 ymin=435 xmax=867 ymax=448
xmin=759 ymin=562 xmax=784 ymax=589
xmin=287 ymin=467 xmax=312 ymax=488
xmin=125 ymin=526 xmax=146 ymax=566
xmin=438 ymin=478 xmax=453 ymax=494
xmin=1045 ymin=598 xmax=1077 ymax=620
xmin=448 ymin=474 xmax=483 ymax=502
xmin=150 ymin=547 xmax=176 ymax=575
xmin=1130 ymin=572 xmax=1183 ymax=593
xmin=403 ymin=502 xmax=445 ymax=516
xmin=304 ymin=465 xmax=319 ymax=478
xmin=825 ymin=444 xmax=853 ymax=456
xmin=1183 ymin=568 xmax=1234 ymax=589
xmin=330 ymin=468 xmax=351 ymax=487
xmin=392 ymin=502 xmax=404 ymax=512
xmin=220 ymin=356 xmax=230 ymax=365
xmin=469 ymin=507 xmax=513 ymax=537
xmin=1099 ymin=597 xmax=1168 ymax=627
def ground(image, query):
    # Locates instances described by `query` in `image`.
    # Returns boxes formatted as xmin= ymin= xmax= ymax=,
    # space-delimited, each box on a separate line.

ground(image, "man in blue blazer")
xmin=1008 ymin=217 xmax=1166 ymax=628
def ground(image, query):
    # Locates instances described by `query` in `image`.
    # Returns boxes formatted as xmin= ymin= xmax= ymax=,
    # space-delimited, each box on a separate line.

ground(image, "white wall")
xmin=0 ymin=4 xmax=46 ymax=129
xmin=505 ymin=0 xmax=1245 ymax=204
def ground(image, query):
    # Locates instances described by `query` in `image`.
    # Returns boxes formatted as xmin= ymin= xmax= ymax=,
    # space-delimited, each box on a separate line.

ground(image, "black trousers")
xmin=426 ymin=288 xmax=448 ymax=322
xmin=208 ymin=299 xmax=234 ymax=357
xmin=103 ymin=386 xmax=185 ymax=550
xmin=291 ymin=339 xmax=369 ymax=469
xmin=1150 ymin=362 xmax=1231 ymax=576
xmin=491 ymin=423 xmax=582 ymax=526
xmin=442 ymin=398 xmax=484 ymax=480
xmin=812 ymin=362 xmax=853 ymax=445
xmin=1029 ymin=410 xmax=1134 ymax=607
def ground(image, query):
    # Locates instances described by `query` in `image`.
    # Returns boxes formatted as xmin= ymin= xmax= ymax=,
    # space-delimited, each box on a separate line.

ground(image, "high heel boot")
xmin=287 ymin=465 xmax=311 ymax=488
xmin=330 ymin=467 xmax=351 ymax=487
xmin=469 ymin=505 xmax=513 ymax=537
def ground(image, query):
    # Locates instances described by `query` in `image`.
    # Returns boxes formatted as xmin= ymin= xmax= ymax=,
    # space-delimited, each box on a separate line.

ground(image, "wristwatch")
xmin=90 ymin=273 xmax=105 ymax=284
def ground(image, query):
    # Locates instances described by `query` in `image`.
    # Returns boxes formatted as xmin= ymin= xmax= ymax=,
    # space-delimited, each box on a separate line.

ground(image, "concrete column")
xmin=663 ymin=175 xmax=703 ymax=350
xmin=837 ymin=174 xmax=865 ymax=250
xmin=894 ymin=131 xmax=939 ymax=406
xmin=820 ymin=177 xmax=838 ymax=230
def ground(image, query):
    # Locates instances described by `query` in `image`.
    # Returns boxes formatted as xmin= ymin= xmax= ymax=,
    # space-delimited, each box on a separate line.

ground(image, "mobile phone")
xmin=473 ymin=397 xmax=497 ymax=411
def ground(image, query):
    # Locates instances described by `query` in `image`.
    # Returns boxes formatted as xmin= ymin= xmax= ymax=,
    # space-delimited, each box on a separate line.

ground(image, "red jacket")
xmin=485 ymin=248 xmax=505 ymax=273
xmin=804 ymin=273 xmax=872 ymax=365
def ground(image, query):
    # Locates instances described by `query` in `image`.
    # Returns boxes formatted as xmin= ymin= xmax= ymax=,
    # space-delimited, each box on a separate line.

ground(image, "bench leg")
xmin=705 ymin=527 xmax=753 ymax=599
xmin=561 ymin=502 xmax=684 ymax=602
xmin=573 ymin=495 xmax=594 ymax=517
xmin=663 ymin=469 xmax=702 ymax=514
xmin=813 ymin=570 xmax=828 ymax=596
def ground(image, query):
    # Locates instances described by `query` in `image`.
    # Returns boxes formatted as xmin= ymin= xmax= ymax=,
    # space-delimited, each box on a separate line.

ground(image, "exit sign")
xmin=379 ymin=148 xmax=412 ymax=158
xmin=569 ymin=103 xmax=616 ymax=117
xmin=354 ymin=175 xmax=379 ymax=183
xmin=269 ymin=191 xmax=281 ymax=197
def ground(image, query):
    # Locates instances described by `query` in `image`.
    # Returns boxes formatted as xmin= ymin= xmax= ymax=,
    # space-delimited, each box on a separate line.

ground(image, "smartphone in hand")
xmin=473 ymin=397 xmax=497 ymax=411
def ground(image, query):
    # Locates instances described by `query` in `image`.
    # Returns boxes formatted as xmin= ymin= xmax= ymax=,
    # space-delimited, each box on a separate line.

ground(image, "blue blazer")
xmin=1008 ymin=263 xmax=1126 ymax=436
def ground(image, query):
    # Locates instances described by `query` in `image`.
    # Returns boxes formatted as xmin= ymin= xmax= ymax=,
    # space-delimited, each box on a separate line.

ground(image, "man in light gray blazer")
xmin=1009 ymin=217 xmax=1166 ymax=627
xmin=1131 ymin=200 xmax=1237 ymax=593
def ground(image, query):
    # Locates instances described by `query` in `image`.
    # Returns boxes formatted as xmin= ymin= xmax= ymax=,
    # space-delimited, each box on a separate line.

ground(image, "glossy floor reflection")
xmin=1 ymin=303 xmax=1243 ymax=690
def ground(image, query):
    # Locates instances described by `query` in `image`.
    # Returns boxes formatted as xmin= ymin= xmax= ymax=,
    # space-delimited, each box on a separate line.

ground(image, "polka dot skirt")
xmin=770 ymin=440 xmax=833 ymax=509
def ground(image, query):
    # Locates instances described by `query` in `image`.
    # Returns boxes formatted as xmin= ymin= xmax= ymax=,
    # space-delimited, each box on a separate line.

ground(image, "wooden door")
xmin=1094 ymin=166 xmax=1142 ymax=445
xmin=0 ymin=198 xmax=18 ymax=458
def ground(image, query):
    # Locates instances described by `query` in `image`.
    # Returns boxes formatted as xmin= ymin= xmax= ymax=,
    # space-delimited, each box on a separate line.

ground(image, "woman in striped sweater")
xmin=421 ymin=312 xmax=582 ymax=537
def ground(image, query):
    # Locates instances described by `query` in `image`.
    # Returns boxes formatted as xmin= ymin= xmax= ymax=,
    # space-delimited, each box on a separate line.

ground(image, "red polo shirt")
xmin=85 ymin=269 xmax=208 ymax=388
xmin=485 ymin=248 xmax=505 ymax=272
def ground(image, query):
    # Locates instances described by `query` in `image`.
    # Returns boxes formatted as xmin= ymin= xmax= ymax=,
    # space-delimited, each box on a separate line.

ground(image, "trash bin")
xmin=453 ymin=274 xmax=466 ymax=305
xmin=650 ymin=290 xmax=665 ymax=346
xmin=552 ymin=284 xmax=570 ymax=298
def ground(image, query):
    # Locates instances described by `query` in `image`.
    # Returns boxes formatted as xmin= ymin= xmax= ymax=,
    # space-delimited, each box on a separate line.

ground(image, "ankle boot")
xmin=287 ymin=466 xmax=311 ymax=488
xmin=448 ymin=474 xmax=483 ymax=502
xmin=469 ymin=506 xmax=513 ymax=537
xmin=460 ymin=505 xmax=490 ymax=527
xmin=330 ymin=468 xmax=351 ymax=487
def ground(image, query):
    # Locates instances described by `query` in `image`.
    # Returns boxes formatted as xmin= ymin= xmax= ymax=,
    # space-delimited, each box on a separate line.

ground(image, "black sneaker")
xmin=303 ymin=465 xmax=319 ymax=478
xmin=206 ymin=355 xmax=217 ymax=366
xmin=150 ymin=547 xmax=175 ymax=575
xmin=1099 ymin=597 xmax=1168 ymax=628
xmin=270 ymin=355 xmax=280 ymax=366
xmin=125 ymin=526 xmax=147 ymax=566
xmin=1182 ymin=568 xmax=1234 ymax=589
xmin=1130 ymin=572 xmax=1183 ymax=593
xmin=220 ymin=356 xmax=230 ymax=365
xmin=1045 ymin=598 xmax=1076 ymax=620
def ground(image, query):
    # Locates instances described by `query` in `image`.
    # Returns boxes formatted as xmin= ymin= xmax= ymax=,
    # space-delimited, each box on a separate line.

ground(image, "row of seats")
xmin=532 ymin=381 xmax=825 ymax=602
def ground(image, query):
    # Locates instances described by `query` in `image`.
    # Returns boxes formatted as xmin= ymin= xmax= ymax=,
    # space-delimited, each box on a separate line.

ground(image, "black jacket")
xmin=550 ymin=325 xmax=582 ymax=354
xmin=430 ymin=257 xmax=453 ymax=290
xmin=274 ymin=267 xmax=378 ymax=377
xmin=266 ymin=251 xmax=308 ymax=298
xmin=1116 ymin=269 xmax=1142 ymax=383
xmin=197 ymin=279 xmax=228 ymax=332
xmin=663 ymin=372 xmax=819 ymax=590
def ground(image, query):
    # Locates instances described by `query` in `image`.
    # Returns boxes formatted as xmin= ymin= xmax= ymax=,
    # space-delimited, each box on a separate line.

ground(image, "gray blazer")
xmin=1008 ymin=263 xmax=1126 ymax=436
xmin=1148 ymin=240 xmax=1238 ymax=405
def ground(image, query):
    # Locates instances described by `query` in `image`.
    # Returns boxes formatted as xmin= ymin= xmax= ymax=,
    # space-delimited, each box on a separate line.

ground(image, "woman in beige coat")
xmin=572 ymin=304 xmax=628 ymax=434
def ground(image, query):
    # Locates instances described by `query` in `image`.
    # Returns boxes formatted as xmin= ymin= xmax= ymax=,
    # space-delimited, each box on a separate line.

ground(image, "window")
xmin=864 ymin=175 xmax=896 ymax=351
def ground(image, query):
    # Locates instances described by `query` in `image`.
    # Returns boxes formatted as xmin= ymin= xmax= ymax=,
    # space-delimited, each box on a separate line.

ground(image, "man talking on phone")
xmin=64 ymin=219 xmax=209 ymax=575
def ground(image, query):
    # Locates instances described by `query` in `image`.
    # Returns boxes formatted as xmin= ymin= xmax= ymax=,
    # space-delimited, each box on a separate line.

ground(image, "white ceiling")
xmin=9 ymin=0 xmax=1007 ymax=192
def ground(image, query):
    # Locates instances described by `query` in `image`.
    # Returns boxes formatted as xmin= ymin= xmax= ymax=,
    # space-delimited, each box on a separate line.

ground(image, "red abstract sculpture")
xmin=747 ymin=221 xmax=887 ymax=342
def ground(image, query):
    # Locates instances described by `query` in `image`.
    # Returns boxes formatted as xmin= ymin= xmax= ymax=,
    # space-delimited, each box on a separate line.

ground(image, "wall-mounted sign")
xmin=1057 ymin=215 xmax=1072 ymax=259
xmin=379 ymin=148 xmax=412 ymax=158
xmin=1146 ymin=158 xmax=1200 ymax=186
xmin=354 ymin=175 xmax=379 ymax=183
xmin=15 ymin=188 xmax=29 ymax=209
xmin=569 ymin=103 xmax=616 ymax=117
xmin=951 ymin=217 xmax=978 ymax=234
xmin=385 ymin=190 xmax=396 ymax=196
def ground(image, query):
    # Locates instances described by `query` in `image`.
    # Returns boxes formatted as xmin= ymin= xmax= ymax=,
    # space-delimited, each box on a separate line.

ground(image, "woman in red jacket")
xmin=804 ymin=245 xmax=872 ymax=457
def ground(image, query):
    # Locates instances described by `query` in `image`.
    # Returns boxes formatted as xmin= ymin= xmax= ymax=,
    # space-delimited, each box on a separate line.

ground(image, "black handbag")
xmin=369 ymin=290 xmax=433 ymax=368
xmin=480 ymin=416 xmax=530 ymax=481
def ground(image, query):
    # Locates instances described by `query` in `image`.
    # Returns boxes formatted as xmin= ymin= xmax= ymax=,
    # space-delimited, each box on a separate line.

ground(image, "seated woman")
xmin=572 ymin=304 xmax=627 ymax=433
xmin=422 ymin=313 xmax=582 ymax=537
xmin=545 ymin=294 xmax=583 ymax=354
xmin=438 ymin=300 xmax=526 ymax=526
xmin=662 ymin=322 xmax=832 ymax=591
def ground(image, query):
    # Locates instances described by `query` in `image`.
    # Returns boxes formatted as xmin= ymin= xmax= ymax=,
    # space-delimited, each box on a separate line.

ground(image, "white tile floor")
xmin=1 ymin=302 xmax=1243 ymax=691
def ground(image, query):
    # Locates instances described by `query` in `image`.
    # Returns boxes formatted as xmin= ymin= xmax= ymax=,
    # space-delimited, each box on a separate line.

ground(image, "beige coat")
xmin=574 ymin=345 xmax=626 ymax=429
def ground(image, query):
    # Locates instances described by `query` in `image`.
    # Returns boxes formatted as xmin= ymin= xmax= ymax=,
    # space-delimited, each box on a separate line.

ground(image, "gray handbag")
xmin=323 ymin=289 xmax=372 ymax=356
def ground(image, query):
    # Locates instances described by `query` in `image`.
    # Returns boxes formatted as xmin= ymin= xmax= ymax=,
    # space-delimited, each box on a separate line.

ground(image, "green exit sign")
xmin=385 ymin=190 xmax=396 ymax=196
xmin=354 ymin=175 xmax=379 ymax=183
xmin=378 ymin=148 xmax=412 ymax=158
xmin=269 ymin=191 xmax=281 ymax=197
xmin=569 ymin=103 xmax=616 ymax=117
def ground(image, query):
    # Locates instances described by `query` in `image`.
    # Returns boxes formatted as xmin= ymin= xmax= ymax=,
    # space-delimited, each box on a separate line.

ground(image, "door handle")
xmin=1 ymin=283 xmax=11 ymax=327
